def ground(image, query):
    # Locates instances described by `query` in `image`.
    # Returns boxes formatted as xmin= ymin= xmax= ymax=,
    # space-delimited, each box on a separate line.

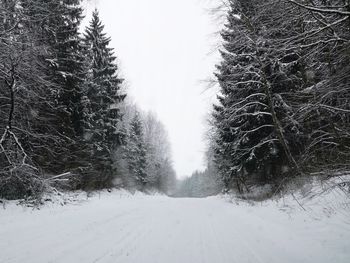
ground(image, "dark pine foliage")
xmin=212 ymin=0 xmax=350 ymax=193
xmin=81 ymin=9 xmax=126 ymax=189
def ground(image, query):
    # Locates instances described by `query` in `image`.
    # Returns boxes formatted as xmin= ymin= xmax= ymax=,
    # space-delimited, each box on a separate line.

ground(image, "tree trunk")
xmin=263 ymin=78 xmax=301 ymax=175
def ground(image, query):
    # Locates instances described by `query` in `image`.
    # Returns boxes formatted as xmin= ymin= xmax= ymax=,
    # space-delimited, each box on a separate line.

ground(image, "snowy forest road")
xmin=0 ymin=192 xmax=349 ymax=263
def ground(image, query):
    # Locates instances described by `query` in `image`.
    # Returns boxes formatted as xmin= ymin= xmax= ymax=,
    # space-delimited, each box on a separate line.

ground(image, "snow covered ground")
xmin=0 ymin=188 xmax=349 ymax=263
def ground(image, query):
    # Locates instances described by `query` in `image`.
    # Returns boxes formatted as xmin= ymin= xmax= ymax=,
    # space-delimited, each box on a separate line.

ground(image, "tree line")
xmin=210 ymin=0 xmax=350 ymax=194
xmin=0 ymin=0 xmax=175 ymax=200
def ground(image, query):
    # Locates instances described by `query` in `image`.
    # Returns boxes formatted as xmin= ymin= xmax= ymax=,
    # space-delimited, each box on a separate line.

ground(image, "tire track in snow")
xmin=1 ymin=193 xmax=349 ymax=263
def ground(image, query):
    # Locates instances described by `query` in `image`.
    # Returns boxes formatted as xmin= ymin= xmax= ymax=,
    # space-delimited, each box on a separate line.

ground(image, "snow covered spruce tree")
xmin=50 ymin=0 xmax=89 ymax=177
xmin=0 ymin=0 xmax=101 ymax=195
xmin=22 ymin=0 xmax=92 ymax=182
xmin=124 ymin=113 xmax=148 ymax=190
xmin=20 ymin=0 xmax=82 ymax=178
xmin=81 ymin=9 xmax=126 ymax=189
xmin=0 ymin=0 xmax=88 ymax=199
xmin=284 ymin=0 xmax=350 ymax=171
xmin=213 ymin=0 xmax=305 ymax=191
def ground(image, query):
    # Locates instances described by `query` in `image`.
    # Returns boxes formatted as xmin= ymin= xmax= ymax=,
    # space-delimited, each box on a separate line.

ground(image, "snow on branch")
xmin=287 ymin=0 xmax=350 ymax=16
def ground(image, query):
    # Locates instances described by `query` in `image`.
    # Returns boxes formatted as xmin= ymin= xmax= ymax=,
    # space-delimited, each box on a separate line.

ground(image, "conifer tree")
xmin=213 ymin=1 xmax=272 ymax=189
xmin=213 ymin=0 xmax=304 ymax=190
xmin=43 ymin=0 xmax=86 ymax=137
xmin=0 ymin=0 xmax=66 ymax=198
xmin=82 ymin=9 xmax=126 ymax=188
xmin=125 ymin=113 xmax=148 ymax=189
xmin=22 ymin=0 xmax=89 ymax=176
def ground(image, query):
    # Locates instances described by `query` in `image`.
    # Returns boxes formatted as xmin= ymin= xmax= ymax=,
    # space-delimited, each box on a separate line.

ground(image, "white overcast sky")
xmin=82 ymin=0 xmax=221 ymax=178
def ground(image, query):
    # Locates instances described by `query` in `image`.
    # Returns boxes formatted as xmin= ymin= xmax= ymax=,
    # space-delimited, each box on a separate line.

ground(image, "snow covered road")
xmin=1 ymin=192 xmax=349 ymax=263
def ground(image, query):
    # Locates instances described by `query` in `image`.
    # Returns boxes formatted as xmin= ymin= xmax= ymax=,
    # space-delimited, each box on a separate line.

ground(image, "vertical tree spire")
xmin=82 ymin=9 xmax=126 ymax=189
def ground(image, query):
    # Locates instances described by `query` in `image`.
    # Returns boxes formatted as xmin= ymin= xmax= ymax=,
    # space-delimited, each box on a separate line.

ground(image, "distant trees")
xmin=143 ymin=112 xmax=175 ymax=191
xmin=124 ymin=113 xmax=148 ymax=189
xmin=175 ymin=168 xmax=221 ymax=198
xmin=118 ymin=102 xmax=176 ymax=194
xmin=176 ymin=130 xmax=222 ymax=198
xmin=211 ymin=0 xmax=350 ymax=193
